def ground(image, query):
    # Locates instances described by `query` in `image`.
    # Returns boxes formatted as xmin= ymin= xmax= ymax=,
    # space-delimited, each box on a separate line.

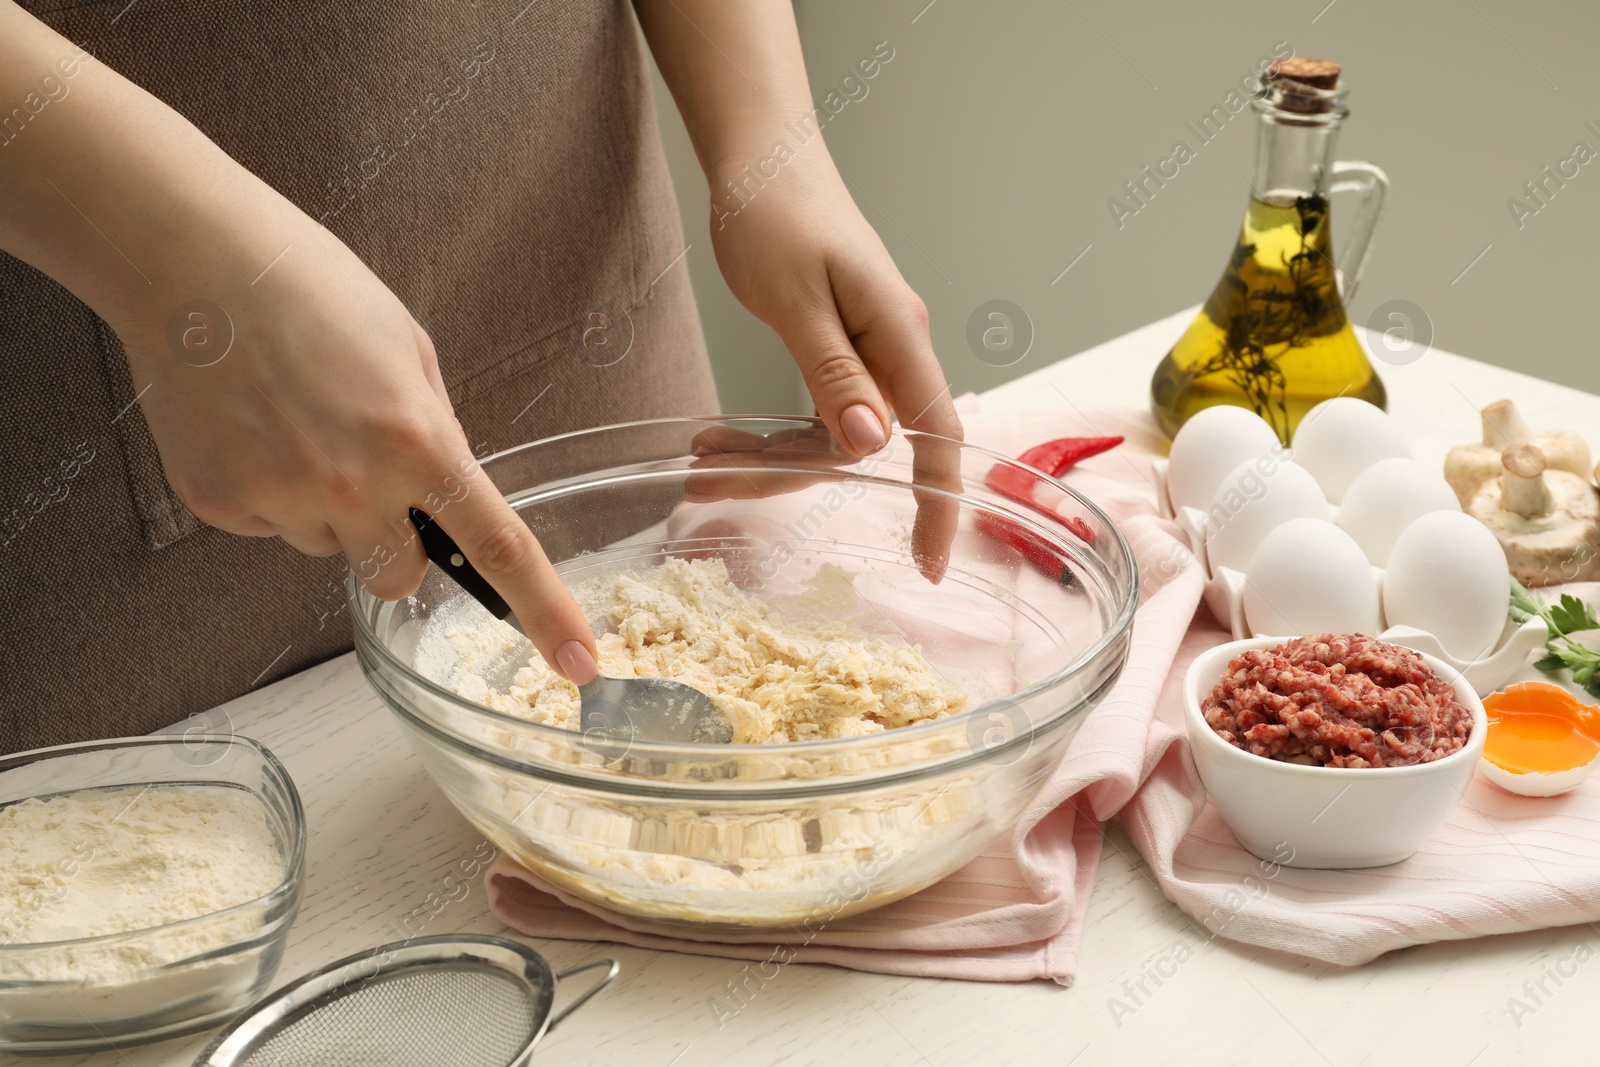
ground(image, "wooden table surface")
xmin=25 ymin=308 xmax=1600 ymax=1067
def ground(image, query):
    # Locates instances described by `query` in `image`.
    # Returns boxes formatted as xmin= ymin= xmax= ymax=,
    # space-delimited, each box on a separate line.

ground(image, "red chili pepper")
xmin=1061 ymin=515 xmax=1095 ymax=542
xmin=1019 ymin=435 xmax=1124 ymax=477
xmin=975 ymin=512 xmax=1076 ymax=586
xmin=977 ymin=437 xmax=1115 ymax=582
xmin=982 ymin=436 xmax=1123 ymax=506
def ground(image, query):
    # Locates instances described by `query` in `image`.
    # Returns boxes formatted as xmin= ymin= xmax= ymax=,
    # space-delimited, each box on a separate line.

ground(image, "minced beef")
xmin=1201 ymin=633 xmax=1472 ymax=768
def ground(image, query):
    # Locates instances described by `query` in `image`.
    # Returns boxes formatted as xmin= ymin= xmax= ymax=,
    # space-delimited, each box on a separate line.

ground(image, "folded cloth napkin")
xmin=487 ymin=398 xmax=1600 ymax=977
xmin=1123 ymin=693 xmax=1600 ymax=968
xmin=487 ymin=399 xmax=1209 ymax=984
xmin=1124 ymin=602 xmax=1600 ymax=968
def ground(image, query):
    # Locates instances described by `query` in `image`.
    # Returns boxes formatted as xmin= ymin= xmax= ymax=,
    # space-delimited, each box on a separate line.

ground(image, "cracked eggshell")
xmin=1382 ymin=511 xmax=1510 ymax=663
xmin=1242 ymin=517 xmax=1382 ymax=638
xmin=1290 ymin=398 xmax=1411 ymax=504
xmin=1205 ymin=459 xmax=1330 ymax=573
xmin=1337 ymin=458 xmax=1463 ymax=567
xmin=1478 ymin=754 xmax=1599 ymax=797
xmin=1166 ymin=406 xmax=1283 ymax=514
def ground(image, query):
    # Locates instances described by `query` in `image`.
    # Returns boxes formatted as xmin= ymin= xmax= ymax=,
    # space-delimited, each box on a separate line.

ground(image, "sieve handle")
xmin=549 ymin=958 xmax=620 ymax=1028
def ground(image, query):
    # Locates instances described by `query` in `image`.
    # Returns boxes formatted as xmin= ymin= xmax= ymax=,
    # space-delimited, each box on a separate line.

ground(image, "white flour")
xmin=0 ymin=784 xmax=283 ymax=982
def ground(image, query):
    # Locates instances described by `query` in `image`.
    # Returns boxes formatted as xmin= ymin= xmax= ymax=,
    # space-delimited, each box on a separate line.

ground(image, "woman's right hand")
xmin=124 ymin=193 xmax=597 ymax=682
xmin=0 ymin=3 xmax=598 ymax=681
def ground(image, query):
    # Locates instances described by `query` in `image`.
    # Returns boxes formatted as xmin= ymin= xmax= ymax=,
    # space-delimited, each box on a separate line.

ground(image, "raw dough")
xmin=447 ymin=558 xmax=965 ymax=743
xmin=417 ymin=557 xmax=989 ymax=926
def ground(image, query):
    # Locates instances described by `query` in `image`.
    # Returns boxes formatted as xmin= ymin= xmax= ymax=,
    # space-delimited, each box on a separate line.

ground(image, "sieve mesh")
xmin=230 ymin=965 xmax=540 ymax=1067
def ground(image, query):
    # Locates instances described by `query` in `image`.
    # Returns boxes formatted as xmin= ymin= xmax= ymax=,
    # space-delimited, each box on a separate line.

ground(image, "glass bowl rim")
xmin=0 ymin=733 xmax=306 ymax=956
xmin=347 ymin=415 xmax=1141 ymax=758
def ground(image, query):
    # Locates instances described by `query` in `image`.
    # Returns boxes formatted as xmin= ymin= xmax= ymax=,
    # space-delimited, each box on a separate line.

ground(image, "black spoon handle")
xmin=408 ymin=507 xmax=518 ymax=630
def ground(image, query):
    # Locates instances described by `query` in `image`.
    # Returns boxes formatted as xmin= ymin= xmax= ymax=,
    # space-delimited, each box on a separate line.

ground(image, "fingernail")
xmin=840 ymin=404 xmax=886 ymax=454
xmin=555 ymin=640 xmax=598 ymax=685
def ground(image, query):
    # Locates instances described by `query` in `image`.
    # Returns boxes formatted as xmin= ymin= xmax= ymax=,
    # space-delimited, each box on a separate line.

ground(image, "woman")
xmin=0 ymin=1 xmax=960 ymax=752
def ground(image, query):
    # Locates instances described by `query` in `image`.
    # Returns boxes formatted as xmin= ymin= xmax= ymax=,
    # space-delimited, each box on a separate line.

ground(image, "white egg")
xmin=1205 ymin=459 xmax=1330 ymax=572
xmin=1336 ymin=458 xmax=1462 ymax=566
xmin=1166 ymin=405 xmax=1283 ymax=514
xmin=1290 ymin=398 xmax=1411 ymax=504
xmin=1242 ymin=517 xmax=1382 ymax=638
xmin=1382 ymin=511 xmax=1510 ymax=662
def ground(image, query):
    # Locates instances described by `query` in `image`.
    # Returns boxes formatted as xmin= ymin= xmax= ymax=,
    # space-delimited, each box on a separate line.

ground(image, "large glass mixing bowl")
xmin=349 ymin=417 xmax=1136 ymax=929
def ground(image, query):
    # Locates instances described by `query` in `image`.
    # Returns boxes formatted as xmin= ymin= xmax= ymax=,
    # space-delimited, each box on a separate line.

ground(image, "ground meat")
xmin=1201 ymin=633 xmax=1473 ymax=768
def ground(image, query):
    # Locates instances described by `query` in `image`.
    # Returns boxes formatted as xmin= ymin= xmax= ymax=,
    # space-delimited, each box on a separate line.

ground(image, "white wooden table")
xmin=33 ymin=309 xmax=1600 ymax=1067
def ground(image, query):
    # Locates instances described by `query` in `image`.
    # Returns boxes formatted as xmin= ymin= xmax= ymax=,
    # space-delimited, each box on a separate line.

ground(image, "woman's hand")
xmin=633 ymin=0 xmax=964 ymax=576
xmin=708 ymin=155 xmax=963 ymax=452
xmin=141 ymin=206 xmax=594 ymax=670
xmin=632 ymin=1 xmax=961 ymax=447
xmin=707 ymin=155 xmax=964 ymax=581
xmin=0 ymin=6 xmax=599 ymax=680
xmin=120 ymin=185 xmax=598 ymax=681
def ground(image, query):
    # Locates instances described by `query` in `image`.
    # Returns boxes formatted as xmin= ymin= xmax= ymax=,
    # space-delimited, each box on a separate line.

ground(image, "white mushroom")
xmin=1444 ymin=399 xmax=1593 ymax=504
xmin=1463 ymin=444 xmax=1600 ymax=586
xmin=1481 ymin=399 xmax=1534 ymax=451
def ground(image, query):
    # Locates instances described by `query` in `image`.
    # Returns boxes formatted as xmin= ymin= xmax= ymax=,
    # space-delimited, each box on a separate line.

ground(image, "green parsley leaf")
xmin=1513 ymin=582 xmax=1600 ymax=693
xmin=1550 ymin=644 xmax=1598 ymax=671
xmin=1550 ymin=594 xmax=1600 ymax=636
xmin=1534 ymin=652 xmax=1568 ymax=673
xmin=1508 ymin=579 xmax=1543 ymax=625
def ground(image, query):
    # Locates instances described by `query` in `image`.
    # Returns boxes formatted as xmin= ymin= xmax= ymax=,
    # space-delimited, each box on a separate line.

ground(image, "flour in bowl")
xmin=0 ymin=784 xmax=283 ymax=980
xmin=442 ymin=557 xmax=966 ymax=743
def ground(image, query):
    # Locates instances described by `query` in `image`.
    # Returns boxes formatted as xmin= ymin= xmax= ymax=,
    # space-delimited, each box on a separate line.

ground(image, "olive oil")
xmin=1150 ymin=193 xmax=1385 ymax=443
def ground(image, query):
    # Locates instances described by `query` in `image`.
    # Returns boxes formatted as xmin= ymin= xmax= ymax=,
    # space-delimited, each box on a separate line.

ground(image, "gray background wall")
xmin=650 ymin=1 xmax=1594 ymax=416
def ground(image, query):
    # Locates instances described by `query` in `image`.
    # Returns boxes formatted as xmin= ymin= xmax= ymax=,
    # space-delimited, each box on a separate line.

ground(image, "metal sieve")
xmin=192 ymin=934 xmax=617 ymax=1067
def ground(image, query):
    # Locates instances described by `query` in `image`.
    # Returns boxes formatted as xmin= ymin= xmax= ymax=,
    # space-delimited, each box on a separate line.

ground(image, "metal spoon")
xmin=408 ymin=508 xmax=733 ymax=744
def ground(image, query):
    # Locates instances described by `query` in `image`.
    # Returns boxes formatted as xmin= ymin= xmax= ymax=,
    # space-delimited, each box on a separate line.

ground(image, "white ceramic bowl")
xmin=1183 ymin=637 xmax=1487 ymax=869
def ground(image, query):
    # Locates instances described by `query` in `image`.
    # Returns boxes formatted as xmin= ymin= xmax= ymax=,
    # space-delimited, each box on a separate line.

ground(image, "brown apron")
xmin=0 ymin=0 xmax=717 ymax=752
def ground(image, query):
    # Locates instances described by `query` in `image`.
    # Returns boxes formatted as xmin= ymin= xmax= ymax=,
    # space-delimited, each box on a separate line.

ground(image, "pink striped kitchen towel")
xmin=488 ymin=399 xmax=1600 ymax=978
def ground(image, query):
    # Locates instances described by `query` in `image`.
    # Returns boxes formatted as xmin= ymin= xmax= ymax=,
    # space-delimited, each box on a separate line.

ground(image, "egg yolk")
xmin=1482 ymin=682 xmax=1600 ymax=775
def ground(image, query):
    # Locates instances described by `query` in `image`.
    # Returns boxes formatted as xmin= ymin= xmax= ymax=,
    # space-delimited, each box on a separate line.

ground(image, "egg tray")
xmin=1151 ymin=457 xmax=1547 ymax=697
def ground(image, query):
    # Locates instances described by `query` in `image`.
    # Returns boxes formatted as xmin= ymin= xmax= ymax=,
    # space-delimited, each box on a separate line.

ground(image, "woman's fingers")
xmin=832 ymin=267 xmax=964 ymax=582
xmin=437 ymin=462 xmax=599 ymax=683
xmin=215 ymin=514 xmax=278 ymax=538
xmin=410 ymin=318 xmax=450 ymax=406
xmin=335 ymin=513 xmax=428 ymax=601
xmin=268 ymin=519 xmax=344 ymax=558
xmin=835 ymin=268 xmax=959 ymax=440
xmin=764 ymin=261 xmax=964 ymax=583
xmin=773 ymin=297 xmax=889 ymax=457
xmin=906 ymin=432 xmax=963 ymax=584
xmin=688 ymin=425 xmax=772 ymax=457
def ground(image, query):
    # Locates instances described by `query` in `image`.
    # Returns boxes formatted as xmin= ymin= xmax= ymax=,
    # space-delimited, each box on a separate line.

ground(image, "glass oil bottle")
xmin=1150 ymin=58 xmax=1390 ymax=443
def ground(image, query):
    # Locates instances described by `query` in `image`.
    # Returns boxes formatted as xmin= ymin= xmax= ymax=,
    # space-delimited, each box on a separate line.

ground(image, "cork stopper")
xmin=1265 ymin=57 xmax=1342 ymax=114
xmin=1268 ymin=57 xmax=1341 ymax=90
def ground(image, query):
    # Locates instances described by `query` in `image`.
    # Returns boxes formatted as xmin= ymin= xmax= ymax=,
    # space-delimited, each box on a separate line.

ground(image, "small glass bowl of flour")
xmin=0 ymin=735 xmax=305 ymax=1055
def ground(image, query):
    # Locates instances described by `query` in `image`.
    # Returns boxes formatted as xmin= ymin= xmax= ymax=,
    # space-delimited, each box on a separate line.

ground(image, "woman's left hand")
xmin=707 ymin=154 xmax=963 ymax=454
xmin=706 ymin=153 xmax=963 ymax=581
xmin=632 ymin=0 xmax=962 ymax=577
